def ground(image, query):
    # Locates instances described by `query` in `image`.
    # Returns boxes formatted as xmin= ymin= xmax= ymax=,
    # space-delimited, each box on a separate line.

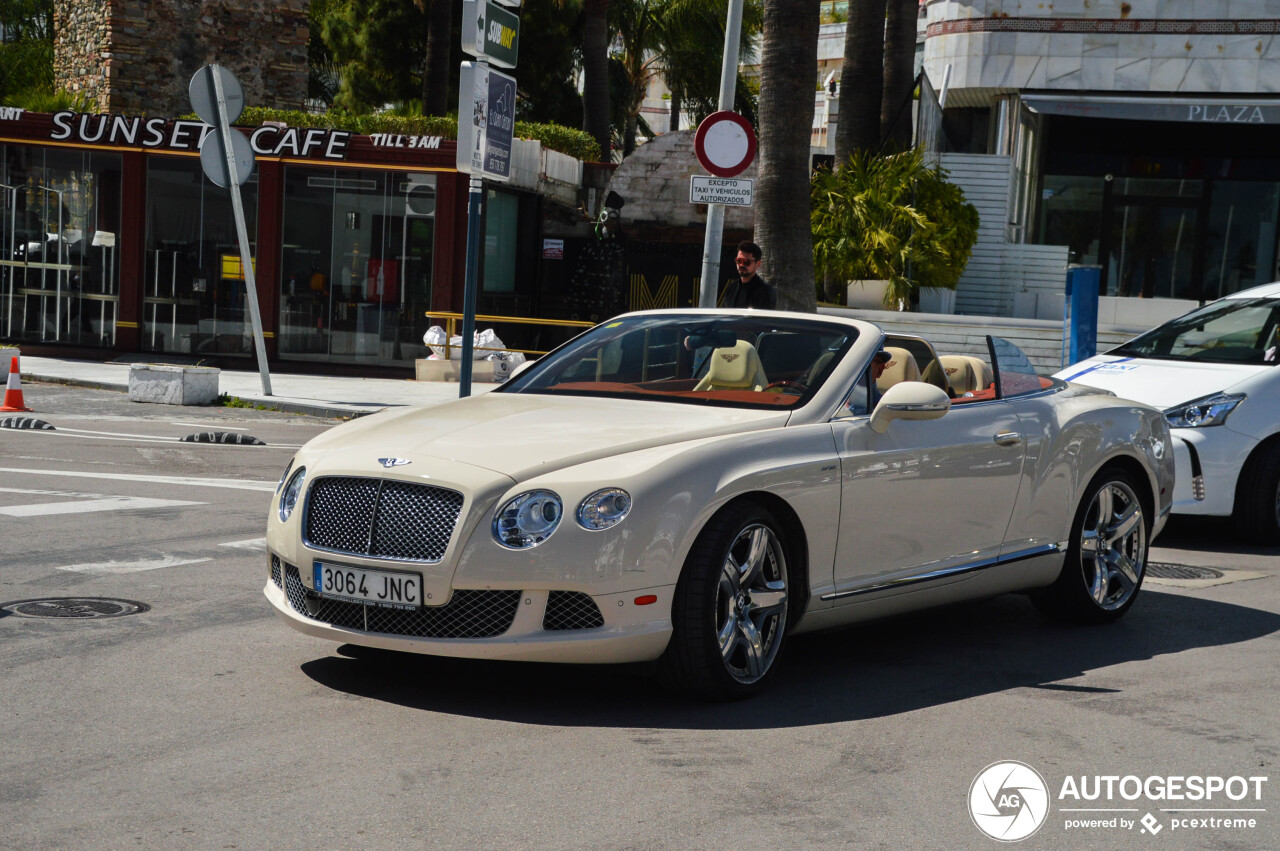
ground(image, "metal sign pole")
xmin=698 ymin=0 xmax=746 ymax=307
xmin=459 ymin=174 xmax=484 ymax=397
xmin=210 ymin=65 xmax=272 ymax=395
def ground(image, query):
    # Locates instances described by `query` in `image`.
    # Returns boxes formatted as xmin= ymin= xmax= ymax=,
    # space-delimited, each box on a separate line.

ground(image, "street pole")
xmin=210 ymin=65 xmax=272 ymax=396
xmin=459 ymin=173 xmax=484 ymax=397
xmin=698 ymin=0 xmax=746 ymax=308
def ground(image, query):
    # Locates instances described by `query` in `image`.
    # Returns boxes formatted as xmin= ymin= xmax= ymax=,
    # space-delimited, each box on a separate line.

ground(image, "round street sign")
xmin=188 ymin=65 xmax=245 ymax=127
xmin=693 ymin=111 xmax=756 ymax=178
xmin=199 ymin=128 xmax=255 ymax=187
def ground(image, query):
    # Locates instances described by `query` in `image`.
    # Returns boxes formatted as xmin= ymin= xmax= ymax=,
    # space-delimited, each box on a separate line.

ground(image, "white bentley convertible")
xmin=266 ymin=310 xmax=1174 ymax=699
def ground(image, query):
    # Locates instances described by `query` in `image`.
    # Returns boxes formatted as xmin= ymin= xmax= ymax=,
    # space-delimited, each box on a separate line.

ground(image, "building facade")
xmin=923 ymin=0 xmax=1280 ymax=320
xmin=0 ymin=109 xmax=600 ymax=369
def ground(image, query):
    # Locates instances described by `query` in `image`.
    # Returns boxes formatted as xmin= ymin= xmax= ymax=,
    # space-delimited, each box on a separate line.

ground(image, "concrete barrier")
xmin=415 ymin=359 xmax=496 ymax=383
xmin=128 ymin=364 xmax=220 ymax=405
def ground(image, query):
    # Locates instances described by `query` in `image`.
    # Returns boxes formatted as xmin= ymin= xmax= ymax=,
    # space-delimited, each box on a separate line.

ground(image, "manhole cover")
xmin=1147 ymin=563 xmax=1224 ymax=581
xmin=0 ymin=597 xmax=149 ymax=619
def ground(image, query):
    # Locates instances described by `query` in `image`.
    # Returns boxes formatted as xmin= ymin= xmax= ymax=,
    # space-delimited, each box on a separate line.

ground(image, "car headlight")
xmin=1164 ymin=392 xmax=1246 ymax=428
xmin=577 ymin=488 xmax=632 ymax=531
xmin=278 ymin=466 xmax=307 ymax=522
xmin=493 ymin=490 xmax=563 ymax=549
xmin=276 ymin=458 xmax=294 ymax=494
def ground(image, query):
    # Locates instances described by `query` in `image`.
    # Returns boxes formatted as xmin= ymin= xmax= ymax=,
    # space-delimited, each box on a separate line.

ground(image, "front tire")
xmin=1032 ymin=468 xmax=1150 ymax=624
xmin=659 ymin=503 xmax=791 ymax=700
xmin=1234 ymin=443 xmax=1280 ymax=544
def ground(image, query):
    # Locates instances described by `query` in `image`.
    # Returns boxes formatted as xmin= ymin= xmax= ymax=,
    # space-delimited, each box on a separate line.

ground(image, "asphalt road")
xmin=1 ymin=383 xmax=1277 ymax=850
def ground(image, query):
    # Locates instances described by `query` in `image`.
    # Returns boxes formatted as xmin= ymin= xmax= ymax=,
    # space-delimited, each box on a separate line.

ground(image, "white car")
xmin=266 ymin=309 xmax=1173 ymax=699
xmin=1056 ymin=282 xmax=1280 ymax=543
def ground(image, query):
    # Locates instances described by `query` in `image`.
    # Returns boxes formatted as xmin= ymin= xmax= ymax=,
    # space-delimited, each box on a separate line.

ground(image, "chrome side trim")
xmin=820 ymin=543 xmax=1061 ymax=601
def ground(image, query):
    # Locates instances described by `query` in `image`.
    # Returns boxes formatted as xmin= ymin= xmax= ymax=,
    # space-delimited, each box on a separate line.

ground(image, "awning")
xmin=1021 ymin=94 xmax=1280 ymax=125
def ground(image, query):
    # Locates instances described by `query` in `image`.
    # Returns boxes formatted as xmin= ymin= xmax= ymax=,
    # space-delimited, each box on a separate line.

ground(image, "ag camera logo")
xmin=969 ymin=761 xmax=1051 ymax=842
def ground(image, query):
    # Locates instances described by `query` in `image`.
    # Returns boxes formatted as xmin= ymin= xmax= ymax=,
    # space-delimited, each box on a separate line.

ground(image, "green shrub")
xmin=230 ymin=107 xmax=600 ymax=161
xmin=811 ymin=149 xmax=980 ymax=308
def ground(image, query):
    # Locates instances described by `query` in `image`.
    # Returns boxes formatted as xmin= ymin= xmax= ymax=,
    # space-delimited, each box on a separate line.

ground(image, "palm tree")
xmin=833 ymin=0 xmax=883 ymax=162
xmin=880 ymin=0 xmax=917 ymax=151
xmin=755 ymin=0 xmax=819 ymax=312
xmin=583 ymin=0 xmax=612 ymax=160
xmin=416 ymin=0 xmax=454 ymax=115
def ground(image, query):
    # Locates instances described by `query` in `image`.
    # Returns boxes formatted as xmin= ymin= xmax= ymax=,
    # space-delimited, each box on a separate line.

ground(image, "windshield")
xmin=501 ymin=313 xmax=858 ymax=408
xmin=1111 ymin=297 xmax=1280 ymax=365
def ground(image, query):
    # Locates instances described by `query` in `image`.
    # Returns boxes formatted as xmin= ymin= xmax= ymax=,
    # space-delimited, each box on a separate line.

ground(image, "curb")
xmin=23 ymin=372 xmax=381 ymax=420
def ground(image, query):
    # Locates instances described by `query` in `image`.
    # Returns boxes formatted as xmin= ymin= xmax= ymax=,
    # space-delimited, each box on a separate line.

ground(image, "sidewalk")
xmin=15 ymin=355 xmax=495 ymax=418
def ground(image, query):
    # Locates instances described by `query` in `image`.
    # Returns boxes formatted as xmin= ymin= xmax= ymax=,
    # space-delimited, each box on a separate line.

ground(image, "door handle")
xmin=994 ymin=431 xmax=1023 ymax=446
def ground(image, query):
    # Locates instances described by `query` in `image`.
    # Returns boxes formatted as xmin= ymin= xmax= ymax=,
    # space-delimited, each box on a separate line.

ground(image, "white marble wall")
xmin=925 ymin=0 xmax=1280 ymax=95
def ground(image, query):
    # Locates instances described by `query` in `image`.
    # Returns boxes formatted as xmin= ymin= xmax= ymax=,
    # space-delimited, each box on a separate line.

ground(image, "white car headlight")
xmin=1164 ymin=392 xmax=1245 ymax=428
xmin=493 ymin=490 xmax=563 ymax=549
xmin=577 ymin=488 xmax=632 ymax=531
xmin=279 ymin=467 xmax=307 ymax=522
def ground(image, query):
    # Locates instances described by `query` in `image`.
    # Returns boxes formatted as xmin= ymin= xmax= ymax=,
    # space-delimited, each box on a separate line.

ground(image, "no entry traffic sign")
xmin=693 ymin=111 xmax=756 ymax=178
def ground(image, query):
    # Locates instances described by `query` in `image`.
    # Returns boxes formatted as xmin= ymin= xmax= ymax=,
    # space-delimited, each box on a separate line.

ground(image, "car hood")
xmin=305 ymin=392 xmax=789 ymax=481
xmin=1055 ymin=355 xmax=1270 ymax=408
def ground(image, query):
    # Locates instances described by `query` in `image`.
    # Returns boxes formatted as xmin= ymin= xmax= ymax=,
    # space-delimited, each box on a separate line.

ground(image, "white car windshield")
xmin=501 ymin=314 xmax=857 ymax=409
xmin=1112 ymin=297 xmax=1280 ymax=365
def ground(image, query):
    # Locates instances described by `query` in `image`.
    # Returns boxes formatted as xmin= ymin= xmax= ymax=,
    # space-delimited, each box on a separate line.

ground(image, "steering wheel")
xmin=765 ymin=380 xmax=808 ymax=394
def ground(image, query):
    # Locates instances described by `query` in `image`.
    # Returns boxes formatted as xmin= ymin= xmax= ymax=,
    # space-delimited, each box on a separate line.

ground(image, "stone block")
xmin=128 ymin=364 xmax=220 ymax=405
xmin=415 ymin=359 xmax=496 ymax=383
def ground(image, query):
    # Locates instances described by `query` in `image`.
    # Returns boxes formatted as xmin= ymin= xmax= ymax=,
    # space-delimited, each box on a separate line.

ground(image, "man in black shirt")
xmin=722 ymin=240 xmax=778 ymax=309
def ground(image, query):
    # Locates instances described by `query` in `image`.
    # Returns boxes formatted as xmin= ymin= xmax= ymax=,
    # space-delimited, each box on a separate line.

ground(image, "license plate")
xmin=312 ymin=561 xmax=422 ymax=610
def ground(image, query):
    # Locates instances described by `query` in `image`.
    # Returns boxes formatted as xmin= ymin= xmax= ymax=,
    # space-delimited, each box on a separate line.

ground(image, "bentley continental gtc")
xmin=266 ymin=310 xmax=1174 ymax=699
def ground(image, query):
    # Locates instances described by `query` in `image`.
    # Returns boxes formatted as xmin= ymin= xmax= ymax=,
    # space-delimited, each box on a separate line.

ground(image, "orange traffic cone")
xmin=1 ymin=356 xmax=32 ymax=412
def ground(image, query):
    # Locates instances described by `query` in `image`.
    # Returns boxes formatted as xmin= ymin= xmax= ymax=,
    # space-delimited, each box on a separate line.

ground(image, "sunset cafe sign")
xmin=49 ymin=110 xmax=356 ymax=160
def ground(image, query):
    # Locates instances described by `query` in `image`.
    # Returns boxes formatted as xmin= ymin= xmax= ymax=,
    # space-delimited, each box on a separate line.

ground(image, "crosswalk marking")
xmin=219 ymin=537 xmax=266 ymax=551
xmin=0 ymin=467 xmax=276 ymax=492
xmin=0 ymin=496 xmax=204 ymax=517
xmin=58 ymin=556 xmax=214 ymax=575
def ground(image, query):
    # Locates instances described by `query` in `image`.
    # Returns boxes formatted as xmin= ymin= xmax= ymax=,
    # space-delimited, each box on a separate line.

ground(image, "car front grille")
xmin=304 ymin=476 xmax=464 ymax=562
xmin=543 ymin=591 xmax=604 ymax=631
xmin=282 ymin=563 xmax=519 ymax=639
xmin=270 ymin=555 xmax=283 ymax=589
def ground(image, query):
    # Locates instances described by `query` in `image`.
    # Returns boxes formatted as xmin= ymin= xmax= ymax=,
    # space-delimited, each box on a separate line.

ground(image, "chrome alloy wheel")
xmin=1078 ymin=480 xmax=1147 ymax=611
xmin=716 ymin=523 xmax=788 ymax=684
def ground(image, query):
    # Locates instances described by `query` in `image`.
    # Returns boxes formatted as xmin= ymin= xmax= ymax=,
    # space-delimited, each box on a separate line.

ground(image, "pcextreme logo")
xmin=969 ymin=761 xmax=1270 ymax=842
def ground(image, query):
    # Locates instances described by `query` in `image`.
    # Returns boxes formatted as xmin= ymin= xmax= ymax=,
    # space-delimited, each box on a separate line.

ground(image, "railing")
xmin=425 ymin=311 xmax=596 ymax=360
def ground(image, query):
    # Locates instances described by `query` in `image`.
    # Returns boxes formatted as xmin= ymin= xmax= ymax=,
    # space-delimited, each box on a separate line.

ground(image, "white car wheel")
xmin=1235 ymin=443 xmax=1280 ymax=544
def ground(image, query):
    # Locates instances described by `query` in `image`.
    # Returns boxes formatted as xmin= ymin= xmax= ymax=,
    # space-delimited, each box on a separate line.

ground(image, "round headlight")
xmin=493 ymin=490 xmax=563 ymax=549
xmin=279 ymin=466 xmax=307 ymax=522
xmin=577 ymin=488 xmax=632 ymax=531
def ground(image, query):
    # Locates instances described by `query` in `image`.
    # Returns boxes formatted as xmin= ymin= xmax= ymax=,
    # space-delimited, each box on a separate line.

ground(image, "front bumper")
xmin=1170 ymin=427 xmax=1257 ymax=517
xmin=264 ymin=554 xmax=674 ymax=664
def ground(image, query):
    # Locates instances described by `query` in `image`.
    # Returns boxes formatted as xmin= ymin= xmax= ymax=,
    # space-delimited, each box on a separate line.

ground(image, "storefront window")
xmin=143 ymin=157 xmax=258 ymax=355
xmin=1203 ymin=181 xmax=1280 ymax=301
xmin=483 ymin=189 xmax=517 ymax=293
xmin=1 ymin=145 xmax=121 ymax=346
xmin=279 ymin=167 xmax=435 ymax=364
xmin=1038 ymin=176 xmax=1105 ymax=265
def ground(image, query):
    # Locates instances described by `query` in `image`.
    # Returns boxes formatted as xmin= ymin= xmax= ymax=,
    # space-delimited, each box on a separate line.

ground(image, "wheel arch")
xmin=696 ymin=491 xmax=811 ymax=628
xmin=1087 ymin=453 xmax=1157 ymax=525
xmin=1234 ymin=431 xmax=1280 ymax=506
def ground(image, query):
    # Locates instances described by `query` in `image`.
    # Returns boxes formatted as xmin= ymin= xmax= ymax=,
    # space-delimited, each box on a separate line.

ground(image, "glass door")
xmin=1100 ymin=178 xmax=1206 ymax=301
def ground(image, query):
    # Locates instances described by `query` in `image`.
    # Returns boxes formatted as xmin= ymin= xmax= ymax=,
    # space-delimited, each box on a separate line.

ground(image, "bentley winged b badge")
xmin=378 ymin=458 xmax=411 ymax=468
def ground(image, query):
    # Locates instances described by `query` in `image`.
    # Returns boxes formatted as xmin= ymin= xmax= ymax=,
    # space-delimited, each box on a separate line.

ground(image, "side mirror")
xmin=869 ymin=382 xmax=951 ymax=434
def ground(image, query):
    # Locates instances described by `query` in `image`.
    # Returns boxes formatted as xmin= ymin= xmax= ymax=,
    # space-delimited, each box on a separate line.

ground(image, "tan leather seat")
xmin=939 ymin=355 xmax=992 ymax=394
xmin=694 ymin=340 xmax=769 ymax=392
xmin=875 ymin=346 xmax=920 ymax=394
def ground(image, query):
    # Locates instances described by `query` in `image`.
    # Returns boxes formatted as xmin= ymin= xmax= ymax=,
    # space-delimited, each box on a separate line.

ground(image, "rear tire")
xmin=1032 ymin=468 xmax=1150 ymax=624
xmin=658 ymin=502 xmax=791 ymax=700
xmin=1234 ymin=443 xmax=1280 ymax=544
